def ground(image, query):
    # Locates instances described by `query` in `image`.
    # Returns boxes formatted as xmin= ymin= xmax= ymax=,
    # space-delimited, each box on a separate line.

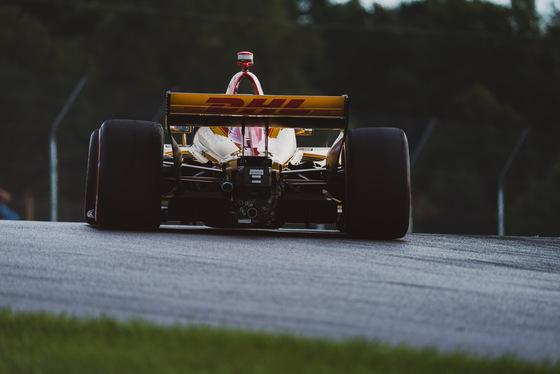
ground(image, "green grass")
xmin=0 ymin=308 xmax=558 ymax=374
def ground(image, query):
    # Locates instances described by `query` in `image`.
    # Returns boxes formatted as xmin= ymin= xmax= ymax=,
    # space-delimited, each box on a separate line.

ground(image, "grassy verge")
xmin=0 ymin=308 xmax=558 ymax=374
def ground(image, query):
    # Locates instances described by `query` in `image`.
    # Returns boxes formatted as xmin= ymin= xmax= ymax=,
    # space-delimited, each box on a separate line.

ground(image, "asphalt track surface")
xmin=1 ymin=220 xmax=559 ymax=361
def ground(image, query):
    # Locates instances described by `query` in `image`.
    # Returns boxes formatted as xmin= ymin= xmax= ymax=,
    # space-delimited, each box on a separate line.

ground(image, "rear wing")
xmin=165 ymin=92 xmax=348 ymax=131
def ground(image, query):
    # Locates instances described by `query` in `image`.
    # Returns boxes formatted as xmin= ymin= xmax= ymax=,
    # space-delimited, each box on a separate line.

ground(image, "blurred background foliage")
xmin=0 ymin=0 xmax=559 ymax=235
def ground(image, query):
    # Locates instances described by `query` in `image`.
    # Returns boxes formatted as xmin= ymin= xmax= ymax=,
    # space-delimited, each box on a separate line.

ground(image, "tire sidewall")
xmin=343 ymin=127 xmax=410 ymax=239
xmin=95 ymin=120 xmax=163 ymax=230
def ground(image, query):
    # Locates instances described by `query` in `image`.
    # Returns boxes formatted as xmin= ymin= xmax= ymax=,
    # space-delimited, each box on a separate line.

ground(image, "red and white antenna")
xmin=227 ymin=51 xmax=263 ymax=95
xmin=237 ymin=51 xmax=253 ymax=71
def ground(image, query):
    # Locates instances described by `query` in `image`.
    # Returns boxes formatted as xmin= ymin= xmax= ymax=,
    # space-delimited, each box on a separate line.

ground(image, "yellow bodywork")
xmin=168 ymin=93 xmax=346 ymax=118
xmin=164 ymin=92 xmax=347 ymax=169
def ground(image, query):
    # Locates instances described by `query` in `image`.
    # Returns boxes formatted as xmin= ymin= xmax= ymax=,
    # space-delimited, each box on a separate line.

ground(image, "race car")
xmin=84 ymin=51 xmax=410 ymax=239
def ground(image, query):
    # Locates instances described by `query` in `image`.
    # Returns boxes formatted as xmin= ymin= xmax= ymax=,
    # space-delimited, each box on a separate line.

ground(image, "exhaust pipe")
xmin=221 ymin=181 xmax=234 ymax=193
xmin=247 ymin=207 xmax=258 ymax=219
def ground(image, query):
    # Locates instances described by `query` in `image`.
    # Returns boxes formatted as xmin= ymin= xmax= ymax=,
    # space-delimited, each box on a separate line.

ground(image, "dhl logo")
xmin=168 ymin=93 xmax=346 ymax=117
xmin=203 ymin=97 xmax=310 ymax=115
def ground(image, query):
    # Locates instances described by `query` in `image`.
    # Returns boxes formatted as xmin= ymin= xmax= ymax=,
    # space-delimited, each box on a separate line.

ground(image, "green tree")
xmin=510 ymin=0 xmax=541 ymax=34
xmin=0 ymin=5 xmax=53 ymax=71
xmin=509 ymin=155 xmax=560 ymax=236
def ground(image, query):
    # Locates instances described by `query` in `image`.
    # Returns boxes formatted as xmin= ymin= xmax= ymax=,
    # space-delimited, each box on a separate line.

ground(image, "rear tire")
xmin=84 ymin=129 xmax=99 ymax=225
xmin=95 ymin=120 xmax=163 ymax=230
xmin=341 ymin=127 xmax=410 ymax=239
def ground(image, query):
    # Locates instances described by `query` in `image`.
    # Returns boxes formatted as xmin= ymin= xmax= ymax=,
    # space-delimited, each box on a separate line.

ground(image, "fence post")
xmin=498 ymin=128 xmax=529 ymax=236
xmin=50 ymin=75 xmax=88 ymax=222
xmin=409 ymin=118 xmax=437 ymax=233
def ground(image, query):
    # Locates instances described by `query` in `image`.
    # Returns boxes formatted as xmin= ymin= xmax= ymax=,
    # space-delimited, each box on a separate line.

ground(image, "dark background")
xmin=1 ymin=0 xmax=559 ymax=235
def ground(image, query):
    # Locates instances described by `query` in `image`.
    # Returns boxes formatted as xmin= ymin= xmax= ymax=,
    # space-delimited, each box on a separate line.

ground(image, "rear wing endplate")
xmin=165 ymin=92 xmax=348 ymax=131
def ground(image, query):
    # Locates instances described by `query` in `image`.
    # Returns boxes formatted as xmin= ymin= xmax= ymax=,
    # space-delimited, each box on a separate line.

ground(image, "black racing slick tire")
xmin=84 ymin=129 xmax=99 ymax=225
xmin=95 ymin=119 xmax=163 ymax=230
xmin=341 ymin=127 xmax=410 ymax=239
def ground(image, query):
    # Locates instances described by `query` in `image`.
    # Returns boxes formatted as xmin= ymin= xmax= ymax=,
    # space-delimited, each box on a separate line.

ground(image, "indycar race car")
xmin=84 ymin=52 xmax=410 ymax=239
